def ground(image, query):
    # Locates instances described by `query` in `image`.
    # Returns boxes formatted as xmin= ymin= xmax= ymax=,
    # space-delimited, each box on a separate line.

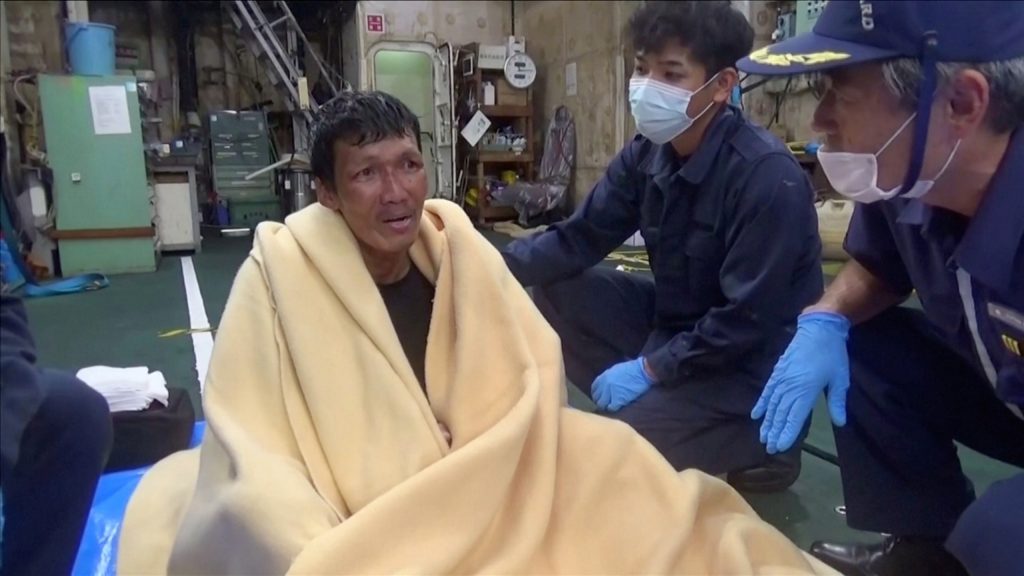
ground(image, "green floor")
xmin=21 ymin=231 xmax=1021 ymax=550
xmin=24 ymin=236 xmax=253 ymax=416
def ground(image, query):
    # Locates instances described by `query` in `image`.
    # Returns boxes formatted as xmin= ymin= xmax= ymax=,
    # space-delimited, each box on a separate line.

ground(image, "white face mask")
xmin=629 ymin=74 xmax=718 ymax=145
xmin=817 ymin=113 xmax=961 ymax=204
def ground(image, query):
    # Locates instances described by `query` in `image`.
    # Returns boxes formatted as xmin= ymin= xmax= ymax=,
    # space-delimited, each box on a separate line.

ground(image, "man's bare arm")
xmin=805 ymin=260 xmax=908 ymax=325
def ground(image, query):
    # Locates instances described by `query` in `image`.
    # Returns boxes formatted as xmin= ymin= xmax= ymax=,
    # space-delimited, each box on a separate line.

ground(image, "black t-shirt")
xmin=378 ymin=265 xmax=434 ymax=393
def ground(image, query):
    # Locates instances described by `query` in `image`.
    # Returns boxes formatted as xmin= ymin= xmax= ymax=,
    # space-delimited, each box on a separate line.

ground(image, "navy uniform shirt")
xmin=844 ymin=128 xmax=1024 ymax=416
xmin=502 ymin=105 xmax=824 ymax=387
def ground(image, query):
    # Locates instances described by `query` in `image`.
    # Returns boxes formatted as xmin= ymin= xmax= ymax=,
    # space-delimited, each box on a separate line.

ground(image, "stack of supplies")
xmin=75 ymin=366 xmax=170 ymax=412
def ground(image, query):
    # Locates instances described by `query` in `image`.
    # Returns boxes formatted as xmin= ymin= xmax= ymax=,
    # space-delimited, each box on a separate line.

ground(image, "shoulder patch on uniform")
xmin=1002 ymin=334 xmax=1022 ymax=356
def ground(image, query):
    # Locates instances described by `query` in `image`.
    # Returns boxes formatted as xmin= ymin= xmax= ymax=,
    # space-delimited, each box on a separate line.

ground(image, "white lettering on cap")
xmin=860 ymin=1 xmax=875 ymax=31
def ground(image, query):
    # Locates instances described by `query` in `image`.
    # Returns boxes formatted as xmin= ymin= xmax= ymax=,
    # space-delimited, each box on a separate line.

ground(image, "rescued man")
xmin=501 ymin=0 xmax=823 ymax=492
xmin=738 ymin=1 xmax=1024 ymax=575
xmin=117 ymin=90 xmax=838 ymax=576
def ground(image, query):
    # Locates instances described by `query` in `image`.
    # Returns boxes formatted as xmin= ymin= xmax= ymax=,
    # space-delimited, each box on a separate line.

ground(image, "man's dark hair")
xmin=629 ymin=1 xmax=754 ymax=78
xmin=310 ymin=90 xmax=421 ymax=187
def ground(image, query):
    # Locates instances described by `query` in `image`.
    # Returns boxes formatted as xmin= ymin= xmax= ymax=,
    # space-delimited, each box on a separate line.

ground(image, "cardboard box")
xmin=497 ymin=78 xmax=529 ymax=107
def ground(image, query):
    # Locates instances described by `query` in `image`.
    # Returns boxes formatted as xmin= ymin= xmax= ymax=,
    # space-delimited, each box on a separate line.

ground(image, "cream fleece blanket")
xmin=119 ymin=200 xmax=834 ymax=575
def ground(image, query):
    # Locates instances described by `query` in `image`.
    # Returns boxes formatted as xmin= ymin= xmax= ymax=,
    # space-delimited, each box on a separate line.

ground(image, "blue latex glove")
xmin=751 ymin=311 xmax=851 ymax=454
xmin=592 ymin=358 xmax=655 ymax=412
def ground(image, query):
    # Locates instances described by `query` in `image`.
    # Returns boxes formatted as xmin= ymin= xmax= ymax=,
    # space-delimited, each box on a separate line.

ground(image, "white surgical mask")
xmin=817 ymin=113 xmax=961 ymax=204
xmin=629 ymin=74 xmax=718 ymax=145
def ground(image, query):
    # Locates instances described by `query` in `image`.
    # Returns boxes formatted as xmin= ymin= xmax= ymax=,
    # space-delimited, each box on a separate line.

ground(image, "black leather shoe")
xmin=810 ymin=537 xmax=968 ymax=576
xmin=726 ymin=445 xmax=801 ymax=493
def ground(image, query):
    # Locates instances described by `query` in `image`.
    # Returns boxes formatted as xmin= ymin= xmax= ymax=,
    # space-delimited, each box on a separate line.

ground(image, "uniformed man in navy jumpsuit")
xmin=738 ymin=2 xmax=1024 ymax=575
xmin=502 ymin=1 xmax=824 ymax=492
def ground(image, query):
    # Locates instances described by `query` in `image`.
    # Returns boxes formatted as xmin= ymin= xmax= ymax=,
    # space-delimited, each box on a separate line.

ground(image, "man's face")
xmin=812 ymin=63 xmax=959 ymax=191
xmin=317 ymin=134 xmax=427 ymax=257
xmin=633 ymin=40 xmax=721 ymax=117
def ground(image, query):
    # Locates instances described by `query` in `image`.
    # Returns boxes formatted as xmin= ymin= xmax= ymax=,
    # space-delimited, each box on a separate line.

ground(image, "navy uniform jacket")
xmin=844 ymin=128 xmax=1024 ymax=416
xmin=502 ymin=105 xmax=824 ymax=387
xmin=0 ymin=293 xmax=46 ymax=481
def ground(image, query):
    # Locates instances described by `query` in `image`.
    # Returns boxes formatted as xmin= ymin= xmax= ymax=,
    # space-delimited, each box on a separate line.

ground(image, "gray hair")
xmin=881 ymin=57 xmax=1024 ymax=133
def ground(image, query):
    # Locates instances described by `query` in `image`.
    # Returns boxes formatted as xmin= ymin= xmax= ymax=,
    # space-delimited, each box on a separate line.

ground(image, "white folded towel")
xmin=75 ymin=365 xmax=170 ymax=412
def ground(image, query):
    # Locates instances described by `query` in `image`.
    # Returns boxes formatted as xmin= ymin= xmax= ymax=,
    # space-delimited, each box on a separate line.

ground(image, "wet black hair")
xmin=629 ymin=1 xmax=754 ymax=78
xmin=310 ymin=90 xmax=421 ymax=187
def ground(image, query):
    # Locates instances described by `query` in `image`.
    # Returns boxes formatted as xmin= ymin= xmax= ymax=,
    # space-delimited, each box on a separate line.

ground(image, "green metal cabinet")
xmin=209 ymin=110 xmax=278 ymax=227
xmin=39 ymin=75 xmax=156 ymax=275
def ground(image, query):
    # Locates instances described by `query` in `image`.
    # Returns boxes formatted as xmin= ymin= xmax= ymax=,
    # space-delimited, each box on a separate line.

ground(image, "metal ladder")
xmin=228 ymin=0 xmax=344 ymax=151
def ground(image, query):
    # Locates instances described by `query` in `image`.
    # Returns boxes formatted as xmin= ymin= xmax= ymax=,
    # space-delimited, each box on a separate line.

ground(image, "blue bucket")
xmin=65 ymin=22 xmax=116 ymax=76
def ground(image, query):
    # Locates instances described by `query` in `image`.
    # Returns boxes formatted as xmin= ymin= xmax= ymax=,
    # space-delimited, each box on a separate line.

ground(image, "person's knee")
xmin=531 ymin=282 xmax=557 ymax=317
xmin=846 ymin=308 xmax=934 ymax=406
xmin=946 ymin=474 xmax=1024 ymax=576
xmin=532 ymin=275 xmax=592 ymax=327
xmin=534 ymin=268 xmax=630 ymax=318
xmin=605 ymin=388 xmax=675 ymax=438
xmin=848 ymin=308 xmax=916 ymax=361
xmin=532 ymin=276 xmax=579 ymax=311
xmin=36 ymin=370 xmax=113 ymax=460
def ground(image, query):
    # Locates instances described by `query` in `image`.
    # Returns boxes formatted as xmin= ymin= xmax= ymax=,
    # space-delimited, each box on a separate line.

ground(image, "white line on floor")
xmin=181 ymin=256 xmax=214 ymax=394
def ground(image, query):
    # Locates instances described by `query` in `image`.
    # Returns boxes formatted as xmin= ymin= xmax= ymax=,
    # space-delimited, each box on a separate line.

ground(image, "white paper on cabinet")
xmin=89 ymin=85 xmax=132 ymax=135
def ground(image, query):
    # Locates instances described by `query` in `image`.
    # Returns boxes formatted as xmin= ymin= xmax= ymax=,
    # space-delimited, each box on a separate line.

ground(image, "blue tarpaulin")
xmin=71 ymin=421 xmax=206 ymax=576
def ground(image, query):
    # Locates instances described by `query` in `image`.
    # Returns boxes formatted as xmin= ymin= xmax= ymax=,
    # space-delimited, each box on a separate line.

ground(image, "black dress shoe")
xmin=726 ymin=445 xmax=802 ymax=493
xmin=810 ymin=537 xmax=968 ymax=576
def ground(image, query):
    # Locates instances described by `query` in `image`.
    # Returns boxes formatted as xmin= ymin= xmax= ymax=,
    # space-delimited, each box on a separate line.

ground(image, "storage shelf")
xmin=467 ymin=203 xmax=518 ymax=224
xmin=460 ymin=43 xmax=535 ymax=226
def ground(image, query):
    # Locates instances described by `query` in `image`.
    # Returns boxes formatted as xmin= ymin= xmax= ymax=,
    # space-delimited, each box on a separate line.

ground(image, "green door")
xmin=39 ymin=74 xmax=151 ymax=230
xmin=39 ymin=74 xmax=156 ymax=274
xmin=372 ymin=49 xmax=438 ymax=199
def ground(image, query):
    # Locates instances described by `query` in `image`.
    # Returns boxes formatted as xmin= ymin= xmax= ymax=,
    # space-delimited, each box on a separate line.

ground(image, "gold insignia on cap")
xmin=749 ymin=46 xmax=852 ymax=67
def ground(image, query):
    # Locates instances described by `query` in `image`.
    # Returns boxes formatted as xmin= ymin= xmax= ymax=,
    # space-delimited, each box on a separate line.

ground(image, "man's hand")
xmin=751 ymin=311 xmax=851 ymax=454
xmin=438 ymin=421 xmax=452 ymax=447
xmin=592 ymin=358 xmax=655 ymax=412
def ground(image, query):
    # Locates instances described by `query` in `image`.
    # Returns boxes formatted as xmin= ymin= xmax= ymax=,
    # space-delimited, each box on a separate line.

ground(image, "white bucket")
xmin=816 ymin=199 xmax=854 ymax=261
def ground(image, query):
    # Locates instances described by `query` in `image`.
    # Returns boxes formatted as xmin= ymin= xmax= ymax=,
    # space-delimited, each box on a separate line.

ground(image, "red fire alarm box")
xmin=366 ymin=14 xmax=385 ymax=33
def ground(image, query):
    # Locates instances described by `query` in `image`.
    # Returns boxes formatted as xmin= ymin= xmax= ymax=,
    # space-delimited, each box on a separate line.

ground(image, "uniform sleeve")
xmin=842 ymin=203 xmax=914 ymax=296
xmin=0 ymin=293 xmax=46 ymax=476
xmin=646 ymin=154 xmax=824 ymax=382
xmin=501 ymin=141 xmax=645 ymax=288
